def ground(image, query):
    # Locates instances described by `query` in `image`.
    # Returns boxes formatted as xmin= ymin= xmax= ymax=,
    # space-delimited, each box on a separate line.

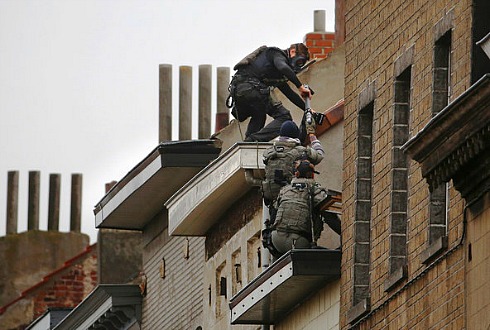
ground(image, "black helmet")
xmin=294 ymin=159 xmax=317 ymax=178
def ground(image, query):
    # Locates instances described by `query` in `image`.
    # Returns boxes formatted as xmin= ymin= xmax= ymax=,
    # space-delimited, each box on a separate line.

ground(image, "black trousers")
xmin=231 ymin=79 xmax=292 ymax=142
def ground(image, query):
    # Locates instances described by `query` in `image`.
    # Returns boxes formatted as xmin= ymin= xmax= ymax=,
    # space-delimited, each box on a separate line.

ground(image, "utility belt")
xmin=226 ymin=72 xmax=268 ymax=109
xmin=232 ymin=73 xmax=261 ymax=84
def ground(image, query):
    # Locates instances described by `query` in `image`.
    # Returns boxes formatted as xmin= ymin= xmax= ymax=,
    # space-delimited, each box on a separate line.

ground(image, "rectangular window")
xmin=215 ymin=261 xmax=226 ymax=317
xmin=429 ymin=31 xmax=451 ymax=245
xmin=231 ymin=249 xmax=242 ymax=296
xmin=386 ymin=67 xmax=411 ymax=288
xmin=353 ymin=101 xmax=374 ymax=306
xmin=246 ymin=232 xmax=261 ymax=282
xmin=347 ymin=82 xmax=377 ymax=325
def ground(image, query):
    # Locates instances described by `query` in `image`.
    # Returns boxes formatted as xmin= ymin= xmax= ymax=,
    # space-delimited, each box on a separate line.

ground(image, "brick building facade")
xmin=341 ymin=0 xmax=489 ymax=329
xmin=0 ymin=244 xmax=97 ymax=329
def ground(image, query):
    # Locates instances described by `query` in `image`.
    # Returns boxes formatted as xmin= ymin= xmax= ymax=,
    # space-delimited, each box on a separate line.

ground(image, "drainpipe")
xmin=70 ymin=173 xmax=82 ymax=233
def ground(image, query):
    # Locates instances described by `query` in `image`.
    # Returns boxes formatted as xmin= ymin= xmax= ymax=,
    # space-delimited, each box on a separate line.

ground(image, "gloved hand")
xmin=305 ymin=113 xmax=316 ymax=134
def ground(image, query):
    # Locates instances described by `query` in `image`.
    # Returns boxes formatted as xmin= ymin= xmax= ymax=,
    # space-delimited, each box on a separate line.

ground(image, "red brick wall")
xmin=31 ymin=256 xmax=97 ymax=318
xmin=304 ymin=32 xmax=336 ymax=60
xmin=0 ymin=244 xmax=97 ymax=329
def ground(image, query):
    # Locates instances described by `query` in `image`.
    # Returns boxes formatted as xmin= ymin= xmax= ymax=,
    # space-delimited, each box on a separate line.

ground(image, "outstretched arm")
xmin=277 ymin=83 xmax=306 ymax=110
xmin=306 ymin=134 xmax=325 ymax=164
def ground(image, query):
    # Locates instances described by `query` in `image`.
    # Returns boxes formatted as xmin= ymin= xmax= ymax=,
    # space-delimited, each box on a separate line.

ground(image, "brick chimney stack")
xmin=304 ymin=9 xmax=336 ymax=60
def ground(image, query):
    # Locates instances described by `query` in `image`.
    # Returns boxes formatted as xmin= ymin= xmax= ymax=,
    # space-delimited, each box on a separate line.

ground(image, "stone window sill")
xmin=420 ymin=236 xmax=448 ymax=264
xmin=384 ymin=265 xmax=407 ymax=292
xmin=347 ymin=298 xmax=370 ymax=325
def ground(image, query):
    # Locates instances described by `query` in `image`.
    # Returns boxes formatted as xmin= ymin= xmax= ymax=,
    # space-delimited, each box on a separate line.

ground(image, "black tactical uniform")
xmin=229 ymin=46 xmax=308 ymax=142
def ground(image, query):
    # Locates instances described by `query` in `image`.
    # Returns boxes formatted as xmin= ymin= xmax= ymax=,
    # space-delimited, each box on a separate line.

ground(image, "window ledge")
xmin=229 ymin=249 xmax=341 ymax=325
xmin=347 ymin=298 xmax=371 ymax=325
xmin=384 ymin=265 xmax=407 ymax=292
xmin=420 ymin=236 xmax=448 ymax=264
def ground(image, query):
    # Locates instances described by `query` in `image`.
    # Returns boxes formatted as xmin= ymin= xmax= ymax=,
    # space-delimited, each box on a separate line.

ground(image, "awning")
xmin=229 ymin=249 xmax=341 ymax=325
xmin=94 ymin=140 xmax=222 ymax=230
xmin=166 ymin=142 xmax=270 ymax=236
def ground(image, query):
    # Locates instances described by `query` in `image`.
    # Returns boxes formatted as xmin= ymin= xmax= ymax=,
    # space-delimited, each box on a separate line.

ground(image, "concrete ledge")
xmin=384 ymin=265 xmax=407 ymax=292
xmin=166 ymin=142 xmax=269 ymax=236
xmin=420 ymin=236 xmax=448 ymax=265
xmin=347 ymin=298 xmax=370 ymax=325
xmin=229 ymin=249 xmax=341 ymax=325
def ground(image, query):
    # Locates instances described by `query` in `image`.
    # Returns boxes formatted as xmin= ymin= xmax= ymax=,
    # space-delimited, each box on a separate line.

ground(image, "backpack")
xmin=233 ymin=46 xmax=268 ymax=71
xmin=272 ymin=181 xmax=313 ymax=238
xmin=261 ymin=141 xmax=307 ymax=204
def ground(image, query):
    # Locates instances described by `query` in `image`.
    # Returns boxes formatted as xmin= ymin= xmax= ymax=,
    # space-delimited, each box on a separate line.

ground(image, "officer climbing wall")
xmin=226 ymin=43 xmax=312 ymax=142
xmin=261 ymin=118 xmax=324 ymax=257
xmin=270 ymin=159 xmax=339 ymax=257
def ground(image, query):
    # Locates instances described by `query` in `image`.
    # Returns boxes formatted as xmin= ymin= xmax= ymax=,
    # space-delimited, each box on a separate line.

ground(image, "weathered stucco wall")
xmin=0 ymin=243 xmax=96 ymax=330
xmin=203 ymin=204 xmax=263 ymax=330
xmin=276 ymin=281 xmax=340 ymax=330
xmin=97 ymin=228 xmax=142 ymax=284
xmin=0 ymin=230 xmax=89 ymax=307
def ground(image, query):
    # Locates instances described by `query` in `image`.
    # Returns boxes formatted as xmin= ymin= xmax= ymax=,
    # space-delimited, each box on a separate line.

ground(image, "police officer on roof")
xmin=227 ymin=43 xmax=312 ymax=142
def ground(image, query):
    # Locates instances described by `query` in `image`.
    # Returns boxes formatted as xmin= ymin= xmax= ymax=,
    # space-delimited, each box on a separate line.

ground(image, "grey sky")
xmin=0 ymin=0 xmax=335 ymax=243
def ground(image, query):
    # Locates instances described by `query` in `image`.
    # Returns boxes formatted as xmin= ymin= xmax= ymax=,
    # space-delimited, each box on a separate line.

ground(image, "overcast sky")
xmin=0 ymin=0 xmax=335 ymax=243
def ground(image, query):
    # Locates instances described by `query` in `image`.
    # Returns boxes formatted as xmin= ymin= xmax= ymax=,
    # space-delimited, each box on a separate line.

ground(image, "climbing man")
xmin=261 ymin=119 xmax=324 ymax=257
xmin=261 ymin=119 xmax=324 ymax=206
xmin=227 ymin=43 xmax=312 ymax=142
xmin=270 ymin=159 xmax=336 ymax=256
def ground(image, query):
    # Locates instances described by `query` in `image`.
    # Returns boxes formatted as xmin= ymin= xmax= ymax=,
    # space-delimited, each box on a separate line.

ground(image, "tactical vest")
xmin=234 ymin=46 xmax=289 ymax=87
xmin=233 ymin=46 xmax=268 ymax=71
xmin=273 ymin=180 xmax=314 ymax=238
xmin=261 ymin=141 xmax=307 ymax=203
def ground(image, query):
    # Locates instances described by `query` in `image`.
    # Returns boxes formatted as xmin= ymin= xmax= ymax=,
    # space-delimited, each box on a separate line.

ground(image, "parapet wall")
xmin=0 ymin=230 xmax=90 ymax=307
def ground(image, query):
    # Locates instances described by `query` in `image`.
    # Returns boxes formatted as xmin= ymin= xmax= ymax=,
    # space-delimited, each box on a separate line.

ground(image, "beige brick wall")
xmin=142 ymin=228 xmax=205 ymax=330
xmin=342 ymin=0 xmax=472 ymax=328
xmin=276 ymin=281 xmax=340 ymax=330
xmin=466 ymin=193 xmax=490 ymax=329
